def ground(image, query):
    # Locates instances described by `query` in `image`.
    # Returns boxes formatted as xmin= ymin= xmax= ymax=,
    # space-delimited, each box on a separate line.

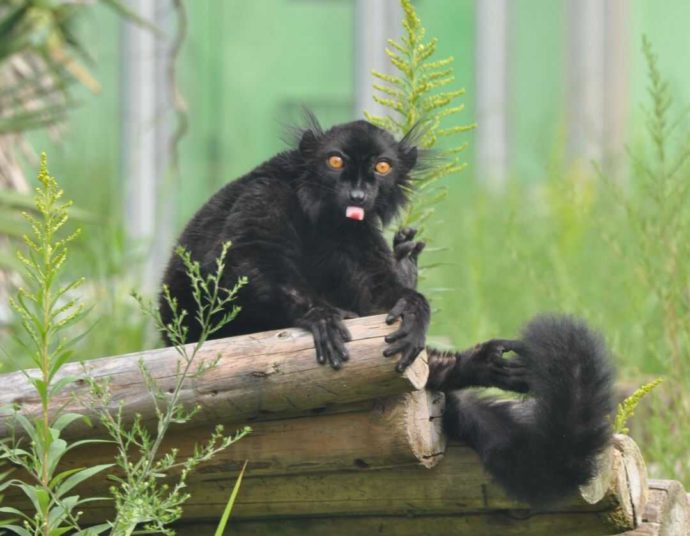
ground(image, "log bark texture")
xmin=4 ymin=389 xmax=446 ymax=517
xmin=75 ymin=435 xmax=641 ymax=534
xmin=173 ymin=437 xmax=643 ymax=522
xmin=0 ymin=315 xmax=427 ymax=439
xmin=174 ymin=513 xmax=635 ymax=536
xmin=622 ymin=479 xmax=690 ymax=536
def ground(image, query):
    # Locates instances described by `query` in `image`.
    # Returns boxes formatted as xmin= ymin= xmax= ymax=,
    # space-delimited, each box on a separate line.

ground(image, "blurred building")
xmin=31 ymin=0 xmax=690 ymax=288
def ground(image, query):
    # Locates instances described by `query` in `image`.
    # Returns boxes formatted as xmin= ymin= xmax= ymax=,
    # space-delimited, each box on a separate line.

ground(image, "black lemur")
xmin=425 ymin=315 xmax=615 ymax=505
xmin=391 ymin=231 xmax=615 ymax=505
xmin=160 ymin=118 xmax=430 ymax=372
xmin=160 ymin=118 xmax=615 ymax=506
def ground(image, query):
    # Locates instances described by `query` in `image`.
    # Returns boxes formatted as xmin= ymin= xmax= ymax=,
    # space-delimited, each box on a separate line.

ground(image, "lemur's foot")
xmin=471 ymin=339 xmax=530 ymax=393
xmin=426 ymin=339 xmax=529 ymax=393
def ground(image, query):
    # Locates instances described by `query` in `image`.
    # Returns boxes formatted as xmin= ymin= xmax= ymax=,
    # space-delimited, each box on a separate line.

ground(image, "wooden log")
xmin=4 ymin=389 xmax=446 ymax=516
xmin=613 ymin=434 xmax=649 ymax=526
xmin=173 ymin=512 xmax=636 ymax=536
xmin=75 ymin=434 xmax=640 ymax=532
xmin=596 ymin=434 xmax=648 ymax=529
xmin=0 ymin=315 xmax=428 ymax=439
xmin=175 ymin=438 xmax=642 ymax=523
xmin=622 ymin=480 xmax=690 ymax=536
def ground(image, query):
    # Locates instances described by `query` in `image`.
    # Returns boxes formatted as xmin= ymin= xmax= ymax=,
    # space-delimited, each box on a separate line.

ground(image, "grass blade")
xmin=214 ymin=460 xmax=248 ymax=536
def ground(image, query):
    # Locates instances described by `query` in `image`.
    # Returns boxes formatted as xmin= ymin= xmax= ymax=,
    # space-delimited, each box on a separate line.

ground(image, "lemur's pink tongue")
xmin=346 ymin=206 xmax=365 ymax=221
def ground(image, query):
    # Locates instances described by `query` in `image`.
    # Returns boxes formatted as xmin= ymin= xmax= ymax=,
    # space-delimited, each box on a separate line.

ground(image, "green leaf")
xmin=74 ymin=524 xmax=112 ymax=535
xmin=17 ymin=482 xmax=49 ymax=515
xmin=47 ymin=494 xmax=80 ymax=531
xmin=1 ymin=524 xmax=32 ymax=536
xmin=50 ymin=466 xmax=86 ymax=489
xmin=56 ymin=463 xmax=113 ymax=497
xmin=30 ymin=377 xmax=49 ymax=404
xmin=53 ymin=412 xmax=88 ymax=434
xmin=214 ymin=460 xmax=248 ymax=536
xmin=65 ymin=438 xmax=113 ymax=453
xmin=0 ymin=506 xmax=31 ymax=521
xmin=47 ymin=437 xmax=69 ymax=477
xmin=12 ymin=413 xmax=39 ymax=446
xmin=49 ymin=376 xmax=83 ymax=400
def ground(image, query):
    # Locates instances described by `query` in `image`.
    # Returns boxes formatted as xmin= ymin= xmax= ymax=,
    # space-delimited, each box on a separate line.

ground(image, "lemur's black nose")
xmin=349 ymin=189 xmax=366 ymax=203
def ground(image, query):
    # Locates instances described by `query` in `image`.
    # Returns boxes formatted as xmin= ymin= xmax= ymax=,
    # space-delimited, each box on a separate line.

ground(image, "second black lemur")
xmin=160 ymin=118 xmax=430 ymax=371
xmin=426 ymin=314 xmax=615 ymax=506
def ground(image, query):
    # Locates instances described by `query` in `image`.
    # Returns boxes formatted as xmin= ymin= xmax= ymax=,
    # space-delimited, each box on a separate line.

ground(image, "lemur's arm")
xmin=426 ymin=340 xmax=529 ymax=393
xmin=391 ymin=229 xmax=528 ymax=391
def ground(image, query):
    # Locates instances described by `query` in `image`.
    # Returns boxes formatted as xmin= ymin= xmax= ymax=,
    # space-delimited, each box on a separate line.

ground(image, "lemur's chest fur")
xmin=301 ymin=228 xmax=380 ymax=314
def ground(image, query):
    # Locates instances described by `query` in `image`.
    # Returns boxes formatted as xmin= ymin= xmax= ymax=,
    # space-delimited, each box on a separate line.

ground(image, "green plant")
xmin=0 ymin=154 xmax=111 ymax=535
xmin=610 ymin=37 xmax=690 ymax=482
xmin=92 ymin=242 xmax=250 ymax=535
xmin=0 ymin=0 xmax=159 ymax=295
xmin=417 ymin=34 xmax=690 ymax=484
xmin=365 ymin=0 xmax=475 ymax=236
xmin=0 ymin=157 xmax=250 ymax=534
xmin=0 ymin=0 xmax=156 ymax=134
xmin=614 ymin=378 xmax=663 ymax=435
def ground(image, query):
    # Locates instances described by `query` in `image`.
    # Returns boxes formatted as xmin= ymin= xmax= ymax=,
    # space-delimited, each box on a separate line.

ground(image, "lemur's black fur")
xmin=160 ymin=119 xmax=429 ymax=372
xmin=426 ymin=315 xmax=615 ymax=506
xmin=160 ymin=118 xmax=614 ymax=507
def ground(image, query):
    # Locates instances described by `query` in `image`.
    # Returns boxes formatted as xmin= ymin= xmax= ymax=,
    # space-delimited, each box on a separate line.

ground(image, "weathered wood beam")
xmin=173 ymin=513 xmax=630 ymax=536
xmin=74 ymin=434 xmax=643 ymax=534
xmin=622 ymin=479 xmax=690 ymax=536
xmin=0 ymin=315 xmax=427 ymax=439
xmin=4 ymin=389 xmax=446 ymax=515
xmin=176 ymin=436 xmax=641 ymax=521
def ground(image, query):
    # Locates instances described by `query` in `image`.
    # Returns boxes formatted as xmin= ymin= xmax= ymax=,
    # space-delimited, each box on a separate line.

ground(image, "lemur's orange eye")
xmin=375 ymin=161 xmax=392 ymax=175
xmin=327 ymin=155 xmax=344 ymax=169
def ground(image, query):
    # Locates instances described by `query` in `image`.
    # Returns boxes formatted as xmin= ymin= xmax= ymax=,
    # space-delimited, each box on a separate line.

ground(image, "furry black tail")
xmin=428 ymin=314 xmax=615 ymax=506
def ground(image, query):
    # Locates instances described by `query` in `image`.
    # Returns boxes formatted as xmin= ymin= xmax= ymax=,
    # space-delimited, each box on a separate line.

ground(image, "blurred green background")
xmin=1 ymin=0 xmax=689 ymax=484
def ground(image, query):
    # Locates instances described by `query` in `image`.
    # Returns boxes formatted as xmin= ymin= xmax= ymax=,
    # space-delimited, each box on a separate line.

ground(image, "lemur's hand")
xmin=460 ymin=339 xmax=530 ymax=393
xmin=393 ymin=227 xmax=425 ymax=289
xmin=297 ymin=306 xmax=352 ymax=370
xmin=383 ymin=290 xmax=430 ymax=372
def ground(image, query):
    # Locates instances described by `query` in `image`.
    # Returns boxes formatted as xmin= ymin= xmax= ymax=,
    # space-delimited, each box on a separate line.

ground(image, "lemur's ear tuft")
xmin=403 ymin=145 xmax=418 ymax=168
xmin=296 ymin=108 xmax=323 ymax=157
xmin=398 ymin=120 xmax=429 ymax=170
xmin=299 ymin=129 xmax=318 ymax=156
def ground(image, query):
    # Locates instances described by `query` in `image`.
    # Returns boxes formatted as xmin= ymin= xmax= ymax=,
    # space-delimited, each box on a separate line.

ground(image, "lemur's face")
xmin=297 ymin=120 xmax=417 ymax=225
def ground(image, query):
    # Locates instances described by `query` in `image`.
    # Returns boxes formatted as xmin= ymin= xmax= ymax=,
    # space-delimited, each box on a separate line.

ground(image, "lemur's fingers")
xmin=385 ymin=323 xmax=409 ymax=343
xmin=383 ymin=338 xmax=408 ymax=357
xmin=500 ymin=339 xmax=528 ymax=355
xmin=336 ymin=307 xmax=359 ymax=320
xmin=396 ymin=345 xmax=424 ymax=372
xmin=486 ymin=339 xmax=525 ymax=355
xmin=488 ymin=355 xmax=530 ymax=393
xmin=334 ymin=318 xmax=352 ymax=342
xmin=410 ymin=241 xmax=426 ymax=262
xmin=394 ymin=240 xmax=417 ymax=260
xmin=313 ymin=319 xmax=343 ymax=370
xmin=321 ymin=326 xmax=342 ymax=370
xmin=385 ymin=299 xmax=407 ymax=324
xmin=328 ymin=321 xmax=350 ymax=362
xmin=312 ymin=324 xmax=327 ymax=366
xmin=393 ymin=227 xmax=417 ymax=247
